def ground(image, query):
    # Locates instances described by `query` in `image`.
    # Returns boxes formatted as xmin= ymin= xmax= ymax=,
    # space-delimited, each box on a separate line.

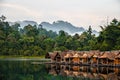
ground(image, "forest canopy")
xmin=0 ymin=15 xmax=120 ymax=56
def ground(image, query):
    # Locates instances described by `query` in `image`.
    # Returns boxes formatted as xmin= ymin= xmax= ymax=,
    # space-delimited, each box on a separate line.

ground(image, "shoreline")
xmin=0 ymin=55 xmax=45 ymax=59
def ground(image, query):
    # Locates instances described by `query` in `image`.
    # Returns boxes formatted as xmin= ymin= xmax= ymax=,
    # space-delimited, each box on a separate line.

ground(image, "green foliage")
xmin=97 ymin=18 xmax=120 ymax=50
xmin=0 ymin=15 xmax=120 ymax=56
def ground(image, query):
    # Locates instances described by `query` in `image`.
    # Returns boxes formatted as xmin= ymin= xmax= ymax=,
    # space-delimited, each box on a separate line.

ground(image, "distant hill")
xmin=9 ymin=20 xmax=99 ymax=36
xmin=9 ymin=20 xmax=38 ymax=28
xmin=40 ymin=20 xmax=85 ymax=35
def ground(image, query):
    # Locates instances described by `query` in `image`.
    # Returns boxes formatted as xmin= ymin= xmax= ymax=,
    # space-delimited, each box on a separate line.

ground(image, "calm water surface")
xmin=0 ymin=59 xmax=120 ymax=80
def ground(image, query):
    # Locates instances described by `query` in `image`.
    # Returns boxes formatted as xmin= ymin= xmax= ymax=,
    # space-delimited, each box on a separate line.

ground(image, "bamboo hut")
xmin=47 ymin=50 xmax=120 ymax=66
xmin=45 ymin=52 xmax=53 ymax=59
xmin=87 ymin=52 xmax=94 ymax=64
xmin=51 ymin=51 xmax=61 ymax=62
xmin=91 ymin=53 xmax=100 ymax=65
xmin=64 ymin=53 xmax=73 ymax=64
xmin=80 ymin=53 xmax=88 ymax=64
xmin=90 ymin=51 xmax=100 ymax=64
xmin=60 ymin=51 xmax=67 ymax=63
xmin=72 ymin=66 xmax=80 ymax=71
xmin=111 ymin=50 xmax=120 ymax=56
xmin=99 ymin=51 xmax=115 ymax=65
xmin=92 ymin=54 xmax=98 ymax=64
xmin=72 ymin=53 xmax=81 ymax=64
xmin=114 ymin=53 xmax=120 ymax=65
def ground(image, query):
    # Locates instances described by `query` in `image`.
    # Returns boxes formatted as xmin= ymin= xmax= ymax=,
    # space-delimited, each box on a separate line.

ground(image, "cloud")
xmin=0 ymin=0 xmax=120 ymax=31
xmin=0 ymin=3 xmax=43 ymax=21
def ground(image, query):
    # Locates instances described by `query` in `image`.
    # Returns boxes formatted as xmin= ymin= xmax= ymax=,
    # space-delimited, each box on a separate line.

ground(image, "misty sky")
xmin=0 ymin=0 xmax=120 ymax=31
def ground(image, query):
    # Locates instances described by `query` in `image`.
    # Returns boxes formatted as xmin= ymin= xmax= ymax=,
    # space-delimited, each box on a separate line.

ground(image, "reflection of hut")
xmin=97 ymin=74 xmax=106 ymax=80
xmin=64 ymin=70 xmax=73 ymax=76
xmin=72 ymin=66 xmax=80 ymax=71
xmin=87 ymin=73 xmax=95 ymax=79
xmin=73 ymin=71 xmax=80 ymax=76
xmin=107 ymin=73 xmax=118 ymax=80
xmin=59 ymin=69 xmax=67 ymax=76
xmin=82 ymin=72 xmax=88 ymax=77
xmin=49 ymin=68 xmax=57 ymax=76
xmin=91 ymin=67 xmax=98 ymax=73
xmin=99 ymin=67 xmax=109 ymax=74
xmin=114 ymin=67 xmax=120 ymax=74
xmin=80 ymin=66 xmax=88 ymax=72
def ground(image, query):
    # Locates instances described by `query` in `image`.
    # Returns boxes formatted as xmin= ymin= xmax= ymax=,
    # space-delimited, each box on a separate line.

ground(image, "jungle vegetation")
xmin=0 ymin=15 xmax=120 ymax=56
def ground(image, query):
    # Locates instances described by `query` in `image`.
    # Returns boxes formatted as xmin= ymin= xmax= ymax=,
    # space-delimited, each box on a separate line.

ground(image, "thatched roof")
xmin=60 ymin=51 xmax=67 ymax=59
xmin=93 ymin=54 xmax=98 ymax=58
xmin=73 ymin=53 xmax=81 ymax=57
xmin=50 ymin=51 xmax=61 ymax=60
xmin=45 ymin=52 xmax=53 ymax=58
xmin=92 ymin=51 xmax=101 ymax=58
xmin=48 ymin=50 xmax=120 ymax=60
xmin=99 ymin=51 xmax=115 ymax=60
xmin=81 ymin=53 xmax=88 ymax=58
xmin=115 ymin=53 xmax=120 ymax=58
xmin=99 ymin=52 xmax=104 ymax=56
xmin=88 ymin=53 xmax=94 ymax=58
xmin=64 ymin=53 xmax=73 ymax=58
xmin=89 ymin=52 xmax=94 ymax=56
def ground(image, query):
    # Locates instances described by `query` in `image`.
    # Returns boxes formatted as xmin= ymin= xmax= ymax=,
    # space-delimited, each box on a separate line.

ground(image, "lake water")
xmin=0 ymin=59 xmax=120 ymax=80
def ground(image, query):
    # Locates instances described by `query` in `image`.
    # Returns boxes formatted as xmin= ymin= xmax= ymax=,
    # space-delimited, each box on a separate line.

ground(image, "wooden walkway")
xmin=31 ymin=61 xmax=120 ymax=67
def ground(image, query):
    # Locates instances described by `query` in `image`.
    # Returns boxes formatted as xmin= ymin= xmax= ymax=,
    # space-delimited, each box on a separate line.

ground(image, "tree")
xmin=11 ymin=23 xmax=20 ymax=31
xmin=97 ymin=18 xmax=120 ymax=50
xmin=87 ymin=25 xmax=92 ymax=39
xmin=43 ymin=38 xmax=55 ymax=52
xmin=0 ymin=15 xmax=6 ymax=22
xmin=24 ymin=24 xmax=39 ymax=37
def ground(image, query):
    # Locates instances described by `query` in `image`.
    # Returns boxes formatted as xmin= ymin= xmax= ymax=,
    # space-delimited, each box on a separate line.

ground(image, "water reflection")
xmin=46 ymin=64 xmax=120 ymax=80
xmin=0 ymin=60 xmax=120 ymax=80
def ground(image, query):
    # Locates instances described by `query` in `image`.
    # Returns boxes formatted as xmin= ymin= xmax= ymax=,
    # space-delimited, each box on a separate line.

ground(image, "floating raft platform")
xmin=31 ymin=61 xmax=120 ymax=67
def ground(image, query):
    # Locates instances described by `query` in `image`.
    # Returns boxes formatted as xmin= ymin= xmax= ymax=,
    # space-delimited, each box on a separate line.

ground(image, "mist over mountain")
xmin=40 ymin=21 xmax=85 ymax=35
xmin=9 ymin=20 xmax=99 ymax=36
xmin=9 ymin=20 xmax=38 ymax=27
